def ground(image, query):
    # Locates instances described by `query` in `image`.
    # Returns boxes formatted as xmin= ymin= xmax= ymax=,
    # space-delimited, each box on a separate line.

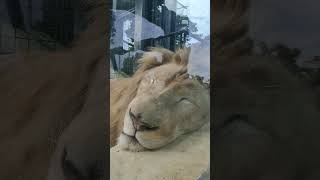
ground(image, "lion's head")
xmin=111 ymin=48 xmax=210 ymax=151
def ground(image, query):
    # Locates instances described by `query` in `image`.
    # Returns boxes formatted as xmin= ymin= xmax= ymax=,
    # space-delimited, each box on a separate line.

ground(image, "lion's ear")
xmin=137 ymin=55 xmax=162 ymax=72
xmin=148 ymin=47 xmax=175 ymax=64
xmin=137 ymin=48 xmax=175 ymax=72
xmin=136 ymin=47 xmax=190 ymax=73
xmin=173 ymin=47 xmax=191 ymax=65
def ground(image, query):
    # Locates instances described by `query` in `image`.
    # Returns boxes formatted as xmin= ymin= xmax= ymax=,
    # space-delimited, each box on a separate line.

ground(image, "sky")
xmin=176 ymin=0 xmax=210 ymax=80
xmin=178 ymin=0 xmax=210 ymax=37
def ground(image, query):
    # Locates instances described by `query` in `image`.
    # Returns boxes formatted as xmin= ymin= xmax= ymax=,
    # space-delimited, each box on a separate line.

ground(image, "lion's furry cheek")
xmin=122 ymin=112 xmax=135 ymax=136
xmin=117 ymin=134 xmax=146 ymax=152
xmin=135 ymin=131 xmax=177 ymax=149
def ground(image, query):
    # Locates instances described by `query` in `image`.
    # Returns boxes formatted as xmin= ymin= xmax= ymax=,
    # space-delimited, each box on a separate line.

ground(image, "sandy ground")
xmin=110 ymin=122 xmax=210 ymax=180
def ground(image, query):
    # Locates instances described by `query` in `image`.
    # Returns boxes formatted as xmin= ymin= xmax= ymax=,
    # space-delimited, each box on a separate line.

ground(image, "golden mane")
xmin=135 ymin=47 xmax=190 ymax=73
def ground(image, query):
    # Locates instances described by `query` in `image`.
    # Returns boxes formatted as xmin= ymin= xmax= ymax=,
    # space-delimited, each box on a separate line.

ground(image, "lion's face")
xmin=118 ymin=53 xmax=209 ymax=151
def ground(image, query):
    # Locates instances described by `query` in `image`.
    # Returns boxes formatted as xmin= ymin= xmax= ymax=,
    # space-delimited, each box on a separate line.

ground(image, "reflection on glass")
xmin=110 ymin=0 xmax=210 ymax=179
xmin=110 ymin=0 xmax=210 ymax=80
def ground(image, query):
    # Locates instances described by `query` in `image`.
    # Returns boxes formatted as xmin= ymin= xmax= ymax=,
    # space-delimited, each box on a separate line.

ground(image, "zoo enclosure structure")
xmin=110 ymin=0 xmax=191 ymax=78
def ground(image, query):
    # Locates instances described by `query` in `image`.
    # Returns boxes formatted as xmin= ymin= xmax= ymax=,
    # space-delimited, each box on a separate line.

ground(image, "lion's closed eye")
xmin=177 ymin=97 xmax=189 ymax=102
xmin=176 ymin=97 xmax=195 ymax=105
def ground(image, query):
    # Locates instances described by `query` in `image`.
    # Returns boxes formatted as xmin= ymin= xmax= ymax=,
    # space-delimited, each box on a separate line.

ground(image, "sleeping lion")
xmin=110 ymin=48 xmax=210 ymax=151
xmin=0 ymin=0 xmax=210 ymax=179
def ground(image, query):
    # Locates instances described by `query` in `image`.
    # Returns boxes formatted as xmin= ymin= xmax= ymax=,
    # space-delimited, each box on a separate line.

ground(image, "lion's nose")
xmin=129 ymin=108 xmax=157 ymax=131
xmin=129 ymin=108 xmax=144 ymax=131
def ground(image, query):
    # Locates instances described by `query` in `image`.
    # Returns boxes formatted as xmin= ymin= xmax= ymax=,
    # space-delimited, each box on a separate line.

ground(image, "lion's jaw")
xmin=118 ymin=63 xmax=210 ymax=152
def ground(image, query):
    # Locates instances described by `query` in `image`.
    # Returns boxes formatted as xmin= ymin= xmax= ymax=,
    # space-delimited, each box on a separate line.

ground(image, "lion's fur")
xmin=214 ymin=0 xmax=320 ymax=179
xmin=110 ymin=77 xmax=140 ymax=146
xmin=214 ymin=0 xmax=252 ymax=59
xmin=0 ymin=0 xmax=109 ymax=179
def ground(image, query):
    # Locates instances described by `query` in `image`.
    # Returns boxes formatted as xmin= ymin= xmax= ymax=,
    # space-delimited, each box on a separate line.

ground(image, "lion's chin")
xmin=117 ymin=133 xmax=147 ymax=152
